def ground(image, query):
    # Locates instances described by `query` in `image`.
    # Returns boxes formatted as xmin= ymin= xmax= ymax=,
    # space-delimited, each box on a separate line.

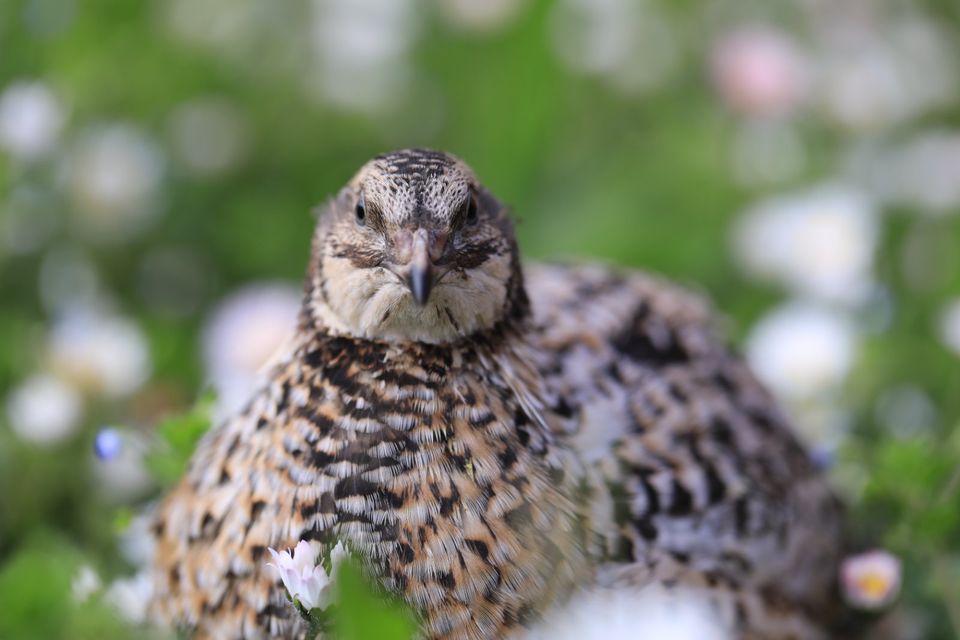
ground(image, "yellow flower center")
xmin=855 ymin=572 xmax=891 ymax=599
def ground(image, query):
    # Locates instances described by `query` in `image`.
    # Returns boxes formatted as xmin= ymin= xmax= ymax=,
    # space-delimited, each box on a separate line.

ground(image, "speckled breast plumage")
xmin=153 ymin=321 xmax=585 ymax=639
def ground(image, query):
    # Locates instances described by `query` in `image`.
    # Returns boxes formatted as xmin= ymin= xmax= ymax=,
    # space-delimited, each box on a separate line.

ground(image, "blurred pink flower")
xmin=710 ymin=26 xmax=809 ymax=118
xmin=841 ymin=550 xmax=902 ymax=610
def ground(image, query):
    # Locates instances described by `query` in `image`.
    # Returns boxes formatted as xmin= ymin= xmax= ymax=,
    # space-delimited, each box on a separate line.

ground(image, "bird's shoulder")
xmin=524 ymin=261 xmax=717 ymax=365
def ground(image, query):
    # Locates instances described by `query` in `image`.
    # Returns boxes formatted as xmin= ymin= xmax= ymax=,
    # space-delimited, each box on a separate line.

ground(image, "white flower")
xmin=105 ymin=570 xmax=153 ymax=624
xmin=549 ymin=0 xmax=679 ymax=95
xmin=5 ymin=373 xmax=83 ymax=446
xmin=0 ymin=80 xmax=66 ymax=160
xmin=819 ymin=45 xmax=909 ymax=132
xmin=63 ymin=124 xmax=165 ymax=242
xmin=746 ymin=302 xmax=857 ymax=401
xmin=437 ymin=0 xmax=527 ymax=33
xmin=818 ymin=19 xmax=956 ymax=132
xmin=841 ymin=550 xmax=902 ymax=610
xmin=163 ymin=0 xmax=264 ymax=56
xmin=267 ymin=540 xmax=347 ymax=611
xmin=116 ymin=511 xmax=156 ymax=567
xmin=71 ymin=564 xmax=102 ymax=604
xmin=203 ymin=283 xmax=300 ymax=418
xmin=48 ymin=308 xmax=151 ymax=398
xmin=329 ymin=540 xmax=349 ymax=571
xmin=938 ymin=298 xmax=960 ymax=358
xmin=733 ymin=185 xmax=877 ymax=305
xmin=307 ymin=0 xmax=419 ymax=111
xmin=710 ymin=26 xmax=809 ymax=118
xmin=551 ymin=0 xmax=633 ymax=76
xmin=526 ymin=585 xmax=730 ymax=640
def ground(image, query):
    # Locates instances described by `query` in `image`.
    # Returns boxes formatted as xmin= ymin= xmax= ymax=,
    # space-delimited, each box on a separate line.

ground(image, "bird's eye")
xmin=463 ymin=195 xmax=478 ymax=227
xmin=355 ymin=198 xmax=366 ymax=226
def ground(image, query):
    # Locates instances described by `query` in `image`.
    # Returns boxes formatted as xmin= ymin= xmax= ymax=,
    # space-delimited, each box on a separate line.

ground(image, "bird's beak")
xmin=406 ymin=228 xmax=433 ymax=306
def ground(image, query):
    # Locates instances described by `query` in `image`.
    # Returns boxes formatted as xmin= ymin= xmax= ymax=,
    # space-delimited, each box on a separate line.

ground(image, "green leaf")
xmin=112 ymin=508 xmax=134 ymax=535
xmin=0 ymin=535 xmax=79 ymax=640
xmin=332 ymin=559 xmax=416 ymax=640
xmin=145 ymin=391 xmax=216 ymax=487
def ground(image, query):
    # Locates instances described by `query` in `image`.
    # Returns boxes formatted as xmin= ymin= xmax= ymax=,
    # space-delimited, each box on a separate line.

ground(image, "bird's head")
xmin=305 ymin=149 xmax=527 ymax=343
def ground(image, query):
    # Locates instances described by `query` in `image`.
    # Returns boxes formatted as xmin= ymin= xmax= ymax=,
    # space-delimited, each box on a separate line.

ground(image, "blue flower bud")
xmin=94 ymin=428 xmax=123 ymax=461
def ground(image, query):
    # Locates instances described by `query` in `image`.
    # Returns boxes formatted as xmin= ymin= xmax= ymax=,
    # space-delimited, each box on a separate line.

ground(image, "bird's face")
xmin=307 ymin=150 xmax=523 ymax=343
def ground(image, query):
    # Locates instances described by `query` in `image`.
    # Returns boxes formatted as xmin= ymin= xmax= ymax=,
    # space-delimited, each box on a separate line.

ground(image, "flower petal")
xmin=265 ymin=541 xmax=340 ymax=611
xmin=292 ymin=540 xmax=319 ymax=573
xmin=841 ymin=549 xmax=901 ymax=610
xmin=330 ymin=541 xmax=349 ymax=580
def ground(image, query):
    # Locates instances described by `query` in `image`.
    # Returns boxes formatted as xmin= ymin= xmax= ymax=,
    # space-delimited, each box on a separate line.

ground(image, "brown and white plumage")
xmin=150 ymin=149 xmax=846 ymax=639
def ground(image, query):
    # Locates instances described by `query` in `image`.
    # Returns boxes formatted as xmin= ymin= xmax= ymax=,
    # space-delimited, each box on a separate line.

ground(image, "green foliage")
xmin=331 ymin=559 xmax=416 ymax=640
xmin=0 ymin=538 xmax=78 ymax=640
xmin=849 ymin=427 xmax=960 ymax=636
xmin=145 ymin=391 xmax=215 ymax=487
xmin=0 ymin=534 xmax=142 ymax=640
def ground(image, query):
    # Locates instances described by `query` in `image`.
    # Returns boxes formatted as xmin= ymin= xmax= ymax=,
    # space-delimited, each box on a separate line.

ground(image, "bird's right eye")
xmin=355 ymin=198 xmax=366 ymax=226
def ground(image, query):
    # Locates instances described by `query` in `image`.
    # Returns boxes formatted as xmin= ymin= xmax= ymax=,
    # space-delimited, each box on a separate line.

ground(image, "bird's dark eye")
xmin=355 ymin=198 xmax=366 ymax=226
xmin=463 ymin=195 xmax=478 ymax=227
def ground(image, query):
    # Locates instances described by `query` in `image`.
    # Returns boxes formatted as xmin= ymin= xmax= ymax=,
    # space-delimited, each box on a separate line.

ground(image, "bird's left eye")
xmin=355 ymin=197 xmax=366 ymax=226
xmin=462 ymin=195 xmax=478 ymax=227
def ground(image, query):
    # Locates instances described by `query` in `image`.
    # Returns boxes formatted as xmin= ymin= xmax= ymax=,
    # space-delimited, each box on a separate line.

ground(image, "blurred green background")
xmin=1 ymin=0 xmax=959 ymax=638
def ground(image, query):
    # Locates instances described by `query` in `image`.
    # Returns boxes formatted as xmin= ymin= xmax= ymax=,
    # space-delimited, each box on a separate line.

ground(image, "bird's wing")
xmin=525 ymin=263 xmax=843 ymax=611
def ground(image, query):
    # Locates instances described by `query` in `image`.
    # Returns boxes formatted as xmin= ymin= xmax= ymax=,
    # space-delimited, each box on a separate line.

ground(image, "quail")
xmin=150 ymin=149 xmax=846 ymax=639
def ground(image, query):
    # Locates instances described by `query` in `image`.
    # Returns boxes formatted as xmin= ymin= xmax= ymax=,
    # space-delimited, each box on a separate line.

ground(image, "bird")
xmin=149 ymin=149 xmax=848 ymax=640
